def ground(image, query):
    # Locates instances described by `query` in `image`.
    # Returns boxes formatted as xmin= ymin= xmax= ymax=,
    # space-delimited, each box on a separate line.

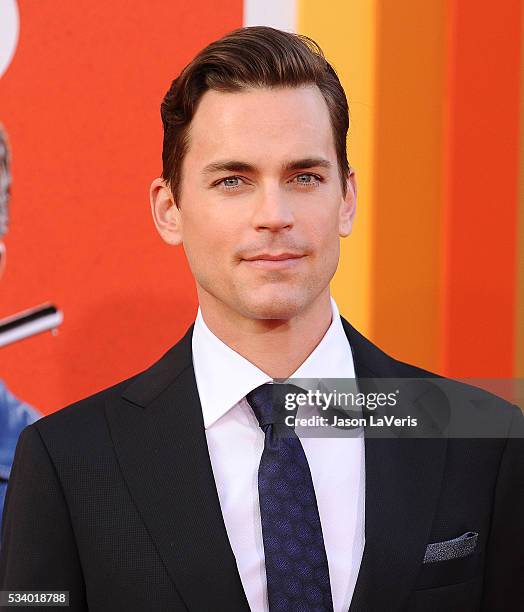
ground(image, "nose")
xmin=251 ymin=184 xmax=294 ymax=232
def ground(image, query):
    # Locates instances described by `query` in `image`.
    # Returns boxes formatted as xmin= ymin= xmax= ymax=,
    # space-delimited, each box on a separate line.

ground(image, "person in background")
xmin=0 ymin=124 xmax=40 ymax=524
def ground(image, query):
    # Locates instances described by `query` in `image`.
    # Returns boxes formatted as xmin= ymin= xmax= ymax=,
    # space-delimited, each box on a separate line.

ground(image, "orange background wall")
xmin=1 ymin=1 xmax=523 ymax=415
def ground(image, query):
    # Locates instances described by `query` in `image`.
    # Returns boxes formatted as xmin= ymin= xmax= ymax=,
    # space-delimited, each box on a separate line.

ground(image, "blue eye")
xmin=294 ymin=173 xmax=321 ymax=187
xmin=216 ymin=176 xmax=243 ymax=191
xmin=222 ymin=177 xmax=241 ymax=188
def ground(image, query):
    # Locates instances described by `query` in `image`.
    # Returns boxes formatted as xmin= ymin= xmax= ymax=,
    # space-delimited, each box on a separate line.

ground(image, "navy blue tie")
xmin=246 ymin=383 xmax=335 ymax=612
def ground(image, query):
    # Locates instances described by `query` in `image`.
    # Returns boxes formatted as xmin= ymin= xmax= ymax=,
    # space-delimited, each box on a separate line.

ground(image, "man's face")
xmin=153 ymin=85 xmax=356 ymax=322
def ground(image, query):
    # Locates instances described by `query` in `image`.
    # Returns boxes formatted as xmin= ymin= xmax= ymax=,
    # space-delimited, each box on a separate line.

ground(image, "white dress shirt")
xmin=192 ymin=296 xmax=365 ymax=612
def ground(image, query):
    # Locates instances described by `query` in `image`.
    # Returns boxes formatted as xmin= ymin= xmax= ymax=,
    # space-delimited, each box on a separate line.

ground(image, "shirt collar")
xmin=192 ymin=296 xmax=356 ymax=429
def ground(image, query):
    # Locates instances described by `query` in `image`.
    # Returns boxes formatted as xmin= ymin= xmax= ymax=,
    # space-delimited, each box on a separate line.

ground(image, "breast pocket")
xmin=414 ymin=532 xmax=481 ymax=590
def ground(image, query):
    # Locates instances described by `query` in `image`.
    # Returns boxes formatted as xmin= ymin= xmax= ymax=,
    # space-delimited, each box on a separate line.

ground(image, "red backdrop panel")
xmin=442 ymin=0 xmax=522 ymax=377
xmin=0 ymin=1 xmax=242 ymax=413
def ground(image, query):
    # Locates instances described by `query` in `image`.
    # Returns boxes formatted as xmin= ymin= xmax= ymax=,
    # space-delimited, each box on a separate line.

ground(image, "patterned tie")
xmin=246 ymin=383 xmax=335 ymax=612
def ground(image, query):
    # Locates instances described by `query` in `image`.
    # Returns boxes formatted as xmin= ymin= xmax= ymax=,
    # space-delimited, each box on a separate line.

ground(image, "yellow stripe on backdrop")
xmin=300 ymin=1 xmax=446 ymax=372
xmin=298 ymin=0 xmax=377 ymax=336
xmin=371 ymin=1 xmax=446 ymax=372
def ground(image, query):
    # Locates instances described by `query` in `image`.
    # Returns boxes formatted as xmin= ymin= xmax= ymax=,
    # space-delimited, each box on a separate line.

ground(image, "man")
xmin=0 ymin=125 xmax=40 ymax=525
xmin=0 ymin=27 xmax=522 ymax=612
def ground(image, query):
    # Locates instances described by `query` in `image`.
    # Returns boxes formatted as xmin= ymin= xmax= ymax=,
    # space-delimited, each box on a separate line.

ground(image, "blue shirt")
xmin=0 ymin=380 xmax=40 ymax=523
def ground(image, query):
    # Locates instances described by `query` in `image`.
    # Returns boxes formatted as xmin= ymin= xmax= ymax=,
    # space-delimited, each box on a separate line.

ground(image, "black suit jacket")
xmin=1 ymin=317 xmax=522 ymax=611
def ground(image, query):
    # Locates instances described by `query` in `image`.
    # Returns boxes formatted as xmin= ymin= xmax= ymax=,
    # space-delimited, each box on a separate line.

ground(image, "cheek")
xmin=309 ymin=209 xmax=340 ymax=249
xmin=182 ymin=216 xmax=235 ymax=270
xmin=309 ymin=214 xmax=341 ymax=273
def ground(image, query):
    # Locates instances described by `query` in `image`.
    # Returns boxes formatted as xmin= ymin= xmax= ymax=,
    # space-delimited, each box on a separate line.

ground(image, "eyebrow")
xmin=201 ymin=157 xmax=332 ymax=175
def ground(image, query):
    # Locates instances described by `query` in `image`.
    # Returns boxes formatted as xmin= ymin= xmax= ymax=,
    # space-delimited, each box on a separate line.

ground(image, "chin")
xmin=241 ymin=294 xmax=305 ymax=321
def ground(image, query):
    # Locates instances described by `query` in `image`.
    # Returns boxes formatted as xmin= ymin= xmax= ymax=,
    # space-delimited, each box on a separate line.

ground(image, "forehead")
xmin=185 ymin=85 xmax=336 ymax=165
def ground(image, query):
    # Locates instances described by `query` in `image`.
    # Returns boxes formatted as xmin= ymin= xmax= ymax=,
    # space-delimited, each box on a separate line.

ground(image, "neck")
xmin=197 ymin=290 xmax=333 ymax=379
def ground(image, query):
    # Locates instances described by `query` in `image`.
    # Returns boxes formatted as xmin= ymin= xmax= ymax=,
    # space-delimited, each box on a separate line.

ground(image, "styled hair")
xmin=160 ymin=26 xmax=350 ymax=206
xmin=0 ymin=125 xmax=11 ymax=238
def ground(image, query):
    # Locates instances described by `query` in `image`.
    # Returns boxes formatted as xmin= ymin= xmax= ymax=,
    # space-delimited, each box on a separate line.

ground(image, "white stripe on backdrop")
xmin=243 ymin=0 xmax=296 ymax=31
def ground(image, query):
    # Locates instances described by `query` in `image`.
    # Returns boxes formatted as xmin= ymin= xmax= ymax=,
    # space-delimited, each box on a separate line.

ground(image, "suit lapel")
xmin=341 ymin=318 xmax=448 ymax=612
xmin=105 ymin=324 xmax=250 ymax=611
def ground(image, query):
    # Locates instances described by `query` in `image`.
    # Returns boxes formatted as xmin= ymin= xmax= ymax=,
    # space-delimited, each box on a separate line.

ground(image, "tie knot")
xmin=246 ymin=382 xmax=302 ymax=428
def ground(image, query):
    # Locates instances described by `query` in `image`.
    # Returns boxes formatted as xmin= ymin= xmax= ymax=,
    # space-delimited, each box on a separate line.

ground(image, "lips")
xmin=242 ymin=253 xmax=306 ymax=269
xmin=243 ymin=253 xmax=305 ymax=261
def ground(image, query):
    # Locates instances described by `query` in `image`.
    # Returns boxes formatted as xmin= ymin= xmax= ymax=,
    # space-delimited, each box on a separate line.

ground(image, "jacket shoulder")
xmin=391 ymin=355 xmax=521 ymax=433
xmin=33 ymin=324 xmax=194 ymax=447
xmin=343 ymin=316 xmax=521 ymax=428
xmin=33 ymin=372 xmax=142 ymax=446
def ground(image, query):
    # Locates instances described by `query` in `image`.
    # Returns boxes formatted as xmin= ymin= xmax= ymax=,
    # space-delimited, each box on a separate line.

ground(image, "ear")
xmin=338 ymin=167 xmax=357 ymax=238
xmin=150 ymin=178 xmax=183 ymax=246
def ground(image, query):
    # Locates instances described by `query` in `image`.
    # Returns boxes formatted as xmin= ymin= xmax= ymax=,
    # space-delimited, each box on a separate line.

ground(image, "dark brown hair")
xmin=160 ymin=26 xmax=350 ymax=206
